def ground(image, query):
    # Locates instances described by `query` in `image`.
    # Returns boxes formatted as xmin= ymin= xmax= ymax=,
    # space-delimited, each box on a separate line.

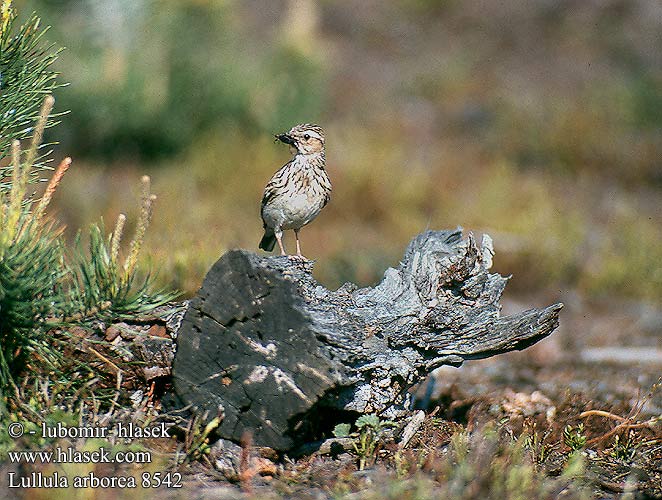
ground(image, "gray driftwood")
xmin=171 ymin=229 xmax=563 ymax=451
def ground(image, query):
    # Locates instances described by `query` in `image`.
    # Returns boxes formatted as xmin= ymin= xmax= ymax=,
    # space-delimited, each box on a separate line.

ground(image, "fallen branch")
xmin=171 ymin=229 xmax=563 ymax=450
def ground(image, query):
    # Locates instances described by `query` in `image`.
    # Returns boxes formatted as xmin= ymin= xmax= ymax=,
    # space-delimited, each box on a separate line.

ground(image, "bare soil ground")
xmin=2 ymin=295 xmax=660 ymax=499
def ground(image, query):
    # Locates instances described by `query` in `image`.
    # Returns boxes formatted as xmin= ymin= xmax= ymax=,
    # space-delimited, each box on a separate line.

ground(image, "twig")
xmin=239 ymin=431 xmax=254 ymax=493
xmin=70 ymin=377 xmax=100 ymax=407
xmin=106 ymin=370 xmax=123 ymax=421
xmin=398 ymin=410 xmax=426 ymax=450
xmin=184 ymin=415 xmax=196 ymax=452
xmin=579 ymin=410 xmax=627 ymax=422
xmin=142 ymin=380 xmax=156 ymax=410
xmin=87 ymin=346 xmax=122 ymax=374
xmin=582 ymin=413 xmax=660 ymax=446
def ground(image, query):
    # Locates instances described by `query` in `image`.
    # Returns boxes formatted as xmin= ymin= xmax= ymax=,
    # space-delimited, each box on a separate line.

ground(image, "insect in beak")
xmin=275 ymin=133 xmax=296 ymax=146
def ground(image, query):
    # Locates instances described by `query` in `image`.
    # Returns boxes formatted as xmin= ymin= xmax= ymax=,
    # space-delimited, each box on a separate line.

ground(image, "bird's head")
xmin=275 ymin=124 xmax=324 ymax=156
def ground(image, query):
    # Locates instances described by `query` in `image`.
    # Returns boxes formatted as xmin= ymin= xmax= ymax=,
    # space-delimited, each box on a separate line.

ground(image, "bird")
xmin=259 ymin=123 xmax=331 ymax=258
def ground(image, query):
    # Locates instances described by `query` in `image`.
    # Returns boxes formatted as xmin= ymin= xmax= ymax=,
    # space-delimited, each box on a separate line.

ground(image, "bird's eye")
xmin=304 ymin=134 xmax=310 ymax=140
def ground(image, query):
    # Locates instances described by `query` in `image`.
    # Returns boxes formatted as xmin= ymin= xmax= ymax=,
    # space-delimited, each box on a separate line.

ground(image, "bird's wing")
xmin=321 ymin=171 xmax=332 ymax=208
xmin=261 ymin=161 xmax=292 ymax=210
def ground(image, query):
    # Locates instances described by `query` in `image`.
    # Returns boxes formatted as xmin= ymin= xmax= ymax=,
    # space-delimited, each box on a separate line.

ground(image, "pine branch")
xmin=0 ymin=7 xmax=65 ymax=194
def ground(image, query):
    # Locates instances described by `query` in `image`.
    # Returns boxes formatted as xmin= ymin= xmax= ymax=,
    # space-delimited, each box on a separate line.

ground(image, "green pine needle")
xmin=0 ymin=10 xmax=66 ymax=194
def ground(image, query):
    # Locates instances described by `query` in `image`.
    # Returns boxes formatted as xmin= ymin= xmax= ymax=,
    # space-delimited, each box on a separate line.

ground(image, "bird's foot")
xmin=288 ymin=254 xmax=309 ymax=262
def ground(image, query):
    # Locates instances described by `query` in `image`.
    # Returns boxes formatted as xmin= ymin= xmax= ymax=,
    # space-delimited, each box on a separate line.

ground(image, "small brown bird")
xmin=259 ymin=124 xmax=331 ymax=258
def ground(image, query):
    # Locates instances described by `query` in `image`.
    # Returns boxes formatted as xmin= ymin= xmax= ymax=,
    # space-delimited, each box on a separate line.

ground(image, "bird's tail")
xmin=259 ymin=230 xmax=276 ymax=252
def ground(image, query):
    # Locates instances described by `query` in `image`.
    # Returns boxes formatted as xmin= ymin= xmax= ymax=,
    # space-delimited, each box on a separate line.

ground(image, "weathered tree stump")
xmin=172 ymin=229 xmax=562 ymax=450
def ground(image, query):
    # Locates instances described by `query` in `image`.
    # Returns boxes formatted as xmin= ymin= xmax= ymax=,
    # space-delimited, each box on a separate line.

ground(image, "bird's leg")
xmin=294 ymin=229 xmax=303 ymax=257
xmin=289 ymin=229 xmax=307 ymax=261
xmin=275 ymin=229 xmax=286 ymax=256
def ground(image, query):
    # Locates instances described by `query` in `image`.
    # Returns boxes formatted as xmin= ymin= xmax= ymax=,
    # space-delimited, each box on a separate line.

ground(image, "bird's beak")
xmin=275 ymin=133 xmax=296 ymax=146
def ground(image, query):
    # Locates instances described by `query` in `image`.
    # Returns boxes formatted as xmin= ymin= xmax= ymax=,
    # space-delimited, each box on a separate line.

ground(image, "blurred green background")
xmin=15 ymin=0 xmax=662 ymax=302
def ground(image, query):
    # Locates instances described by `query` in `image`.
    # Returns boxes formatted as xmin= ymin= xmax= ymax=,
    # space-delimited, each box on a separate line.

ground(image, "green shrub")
xmin=29 ymin=0 xmax=327 ymax=160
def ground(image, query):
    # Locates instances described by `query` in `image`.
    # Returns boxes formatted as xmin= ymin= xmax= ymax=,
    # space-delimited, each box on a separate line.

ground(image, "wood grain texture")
xmin=172 ymin=229 xmax=563 ymax=450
